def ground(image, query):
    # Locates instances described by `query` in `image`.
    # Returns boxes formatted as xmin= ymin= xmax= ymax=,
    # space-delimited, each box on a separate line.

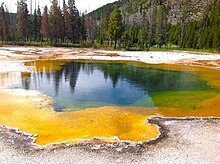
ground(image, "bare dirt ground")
xmin=0 ymin=46 xmax=220 ymax=163
xmin=0 ymin=46 xmax=220 ymax=70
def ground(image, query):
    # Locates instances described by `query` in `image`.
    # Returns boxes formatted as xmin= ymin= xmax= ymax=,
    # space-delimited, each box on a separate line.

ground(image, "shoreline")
xmin=0 ymin=46 xmax=220 ymax=73
xmin=0 ymin=46 xmax=220 ymax=163
xmin=1 ymin=116 xmax=220 ymax=150
xmin=1 ymin=117 xmax=220 ymax=163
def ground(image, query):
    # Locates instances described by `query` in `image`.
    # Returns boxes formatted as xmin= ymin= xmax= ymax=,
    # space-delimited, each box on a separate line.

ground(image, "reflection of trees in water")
xmin=101 ymin=63 xmax=121 ymax=88
xmin=96 ymin=63 xmax=210 ymax=92
xmin=63 ymin=62 xmax=81 ymax=92
xmin=60 ymin=62 xmax=209 ymax=92
xmin=21 ymin=61 xmax=211 ymax=95
xmin=0 ymin=73 xmax=10 ymax=87
xmin=0 ymin=72 xmax=21 ymax=88
xmin=21 ymin=73 xmax=31 ymax=89
xmin=49 ymin=62 xmax=81 ymax=95
xmin=21 ymin=61 xmax=81 ymax=95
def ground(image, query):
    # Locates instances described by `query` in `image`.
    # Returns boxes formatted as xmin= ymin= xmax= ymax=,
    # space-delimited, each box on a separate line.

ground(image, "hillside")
xmin=87 ymin=0 xmax=220 ymax=50
xmin=89 ymin=0 xmax=212 ymax=24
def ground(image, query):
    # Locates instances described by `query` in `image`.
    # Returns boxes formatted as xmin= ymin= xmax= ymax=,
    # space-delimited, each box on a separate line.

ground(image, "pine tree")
xmin=57 ymin=6 xmax=65 ymax=42
xmin=40 ymin=6 xmax=50 ymax=40
xmin=178 ymin=0 xmax=195 ymax=48
xmin=32 ymin=5 xmax=41 ymax=41
xmin=86 ymin=15 xmax=95 ymax=44
xmin=49 ymin=0 xmax=59 ymax=42
xmin=49 ymin=0 xmax=65 ymax=43
xmin=148 ymin=0 xmax=157 ymax=48
xmin=197 ymin=0 xmax=211 ymax=49
xmin=63 ymin=0 xmax=69 ymax=41
xmin=107 ymin=5 xmax=124 ymax=49
xmin=212 ymin=0 xmax=220 ymax=50
xmin=185 ymin=21 xmax=198 ymax=48
xmin=138 ymin=26 xmax=148 ymax=50
xmin=0 ymin=3 xmax=8 ymax=42
xmin=4 ymin=5 xmax=10 ymax=41
xmin=80 ymin=13 xmax=87 ymax=41
xmin=156 ymin=4 xmax=168 ymax=48
xmin=16 ymin=0 xmax=30 ymax=41
xmin=37 ymin=6 xmax=42 ymax=41
xmin=122 ymin=30 xmax=130 ymax=48
xmin=103 ymin=11 xmax=110 ymax=44
xmin=168 ymin=23 xmax=181 ymax=46
xmin=67 ymin=0 xmax=80 ymax=43
xmin=139 ymin=3 xmax=148 ymax=50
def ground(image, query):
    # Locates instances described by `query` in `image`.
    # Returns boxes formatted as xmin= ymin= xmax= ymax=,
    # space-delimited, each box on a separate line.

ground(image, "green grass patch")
xmin=151 ymin=91 xmax=218 ymax=110
xmin=150 ymin=46 xmax=220 ymax=54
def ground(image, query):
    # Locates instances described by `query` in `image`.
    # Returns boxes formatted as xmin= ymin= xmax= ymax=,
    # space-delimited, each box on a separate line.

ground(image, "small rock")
xmin=116 ymin=147 xmax=123 ymax=152
xmin=129 ymin=142 xmax=137 ymax=147
xmin=91 ymin=145 xmax=101 ymax=150
xmin=93 ymin=137 xmax=100 ymax=142
xmin=83 ymin=140 xmax=89 ymax=144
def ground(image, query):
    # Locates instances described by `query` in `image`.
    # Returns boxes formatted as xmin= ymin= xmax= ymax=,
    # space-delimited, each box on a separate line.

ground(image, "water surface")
xmin=10 ymin=60 xmax=217 ymax=111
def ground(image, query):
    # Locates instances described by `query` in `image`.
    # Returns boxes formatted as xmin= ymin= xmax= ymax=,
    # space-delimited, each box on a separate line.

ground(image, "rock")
xmin=93 ymin=137 xmax=100 ymax=142
xmin=91 ymin=145 xmax=101 ymax=150
xmin=129 ymin=142 xmax=137 ymax=147
xmin=116 ymin=147 xmax=123 ymax=152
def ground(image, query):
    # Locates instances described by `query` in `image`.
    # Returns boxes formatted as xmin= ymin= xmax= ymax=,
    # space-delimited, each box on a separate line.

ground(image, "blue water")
xmin=11 ymin=61 xmax=213 ymax=111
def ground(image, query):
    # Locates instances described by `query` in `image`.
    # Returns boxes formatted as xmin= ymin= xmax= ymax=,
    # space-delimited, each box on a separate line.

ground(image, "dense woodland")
xmin=0 ymin=0 xmax=219 ymax=50
xmin=0 ymin=0 xmax=86 ymax=45
xmin=89 ymin=0 xmax=220 ymax=50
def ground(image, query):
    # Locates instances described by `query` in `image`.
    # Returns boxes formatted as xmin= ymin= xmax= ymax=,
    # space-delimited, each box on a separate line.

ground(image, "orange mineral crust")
xmin=0 ymin=89 xmax=159 ymax=144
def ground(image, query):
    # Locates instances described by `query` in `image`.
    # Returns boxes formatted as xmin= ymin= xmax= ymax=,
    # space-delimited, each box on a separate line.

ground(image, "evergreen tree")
xmin=211 ymin=0 xmax=220 ymax=50
xmin=40 ymin=6 xmax=50 ymax=40
xmin=49 ymin=0 xmax=65 ymax=43
xmin=168 ymin=23 xmax=181 ymax=46
xmin=178 ymin=0 xmax=194 ymax=48
xmin=185 ymin=21 xmax=198 ymax=48
xmin=80 ymin=13 xmax=87 ymax=41
xmin=37 ymin=6 xmax=42 ymax=40
xmin=156 ymin=4 xmax=168 ymax=48
xmin=16 ymin=0 xmax=30 ymax=41
xmin=63 ymin=0 xmax=69 ymax=41
xmin=32 ymin=5 xmax=41 ymax=41
xmin=86 ymin=15 xmax=95 ymax=44
xmin=122 ymin=30 xmax=130 ymax=48
xmin=139 ymin=3 xmax=148 ymax=50
xmin=138 ymin=26 xmax=148 ymax=50
xmin=148 ymin=0 xmax=157 ymax=48
xmin=196 ymin=0 xmax=211 ymax=49
xmin=0 ymin=3 xmax=9 ymax=42
xmin=107 ymin=5 xmax=124 ymax=49
xmin=103 ymin=11 xmax=110 ymax=43
xmin=129 ymin=24 xmax=140 ymax=46
xmin=67 ymin=0 xmax=80 ymax=43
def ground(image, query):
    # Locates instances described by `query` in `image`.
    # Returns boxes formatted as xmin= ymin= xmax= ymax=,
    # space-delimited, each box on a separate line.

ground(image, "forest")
xmin=0 ymin=0 xmax=219 ymax=50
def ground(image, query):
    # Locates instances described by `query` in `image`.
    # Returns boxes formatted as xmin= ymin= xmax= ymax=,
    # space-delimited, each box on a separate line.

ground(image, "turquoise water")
xmin=12 ymin=61 xmax=214 ymax=111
